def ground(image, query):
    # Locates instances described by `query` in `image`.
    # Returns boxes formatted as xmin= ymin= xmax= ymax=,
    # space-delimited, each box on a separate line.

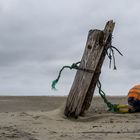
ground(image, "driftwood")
xmin=64 ymin=20 xmax=115 ymax=118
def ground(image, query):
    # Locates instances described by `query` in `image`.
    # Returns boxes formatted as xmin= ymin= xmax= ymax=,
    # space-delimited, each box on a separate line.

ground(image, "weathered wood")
xmin=64 ymin=20 xmax=115 ymax=118
xmin=81 ymin=21 xmax=115 ymax=114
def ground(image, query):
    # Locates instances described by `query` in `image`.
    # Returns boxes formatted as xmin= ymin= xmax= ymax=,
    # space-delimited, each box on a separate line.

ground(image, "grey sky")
xmin=0 ymin=0 xmax=140 ymax=96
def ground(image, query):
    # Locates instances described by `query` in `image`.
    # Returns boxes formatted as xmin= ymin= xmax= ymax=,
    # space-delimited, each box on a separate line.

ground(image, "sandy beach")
xmin=0 ymin=96 xmax=140 ymax=140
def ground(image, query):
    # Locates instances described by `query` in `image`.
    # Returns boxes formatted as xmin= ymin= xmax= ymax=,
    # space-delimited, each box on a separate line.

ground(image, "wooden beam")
xmin=81 ymin=20 xmax=115 ymax=114
xmin=64 ymin=20 xmax=115 ymax=118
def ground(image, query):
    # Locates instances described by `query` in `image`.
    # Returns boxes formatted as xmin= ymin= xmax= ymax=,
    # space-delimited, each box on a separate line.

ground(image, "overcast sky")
xmin=0 ymin=0 xmax=140 ymax=96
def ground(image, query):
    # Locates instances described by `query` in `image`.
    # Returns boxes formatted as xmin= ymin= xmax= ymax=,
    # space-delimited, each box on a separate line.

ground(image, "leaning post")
xmin=64 ymin=20 xmax=115 ymax=118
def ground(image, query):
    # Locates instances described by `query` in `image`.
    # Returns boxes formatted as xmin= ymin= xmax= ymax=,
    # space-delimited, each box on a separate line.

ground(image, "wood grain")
xmin=64 ymin=20 xmax=115 ymax=118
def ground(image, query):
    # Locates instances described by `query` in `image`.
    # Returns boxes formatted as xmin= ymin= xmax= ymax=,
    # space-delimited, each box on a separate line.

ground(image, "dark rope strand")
xmin=111 ymin=46 xmax=123 ymax=56
xmin=107 ymin=45 xmax=123 ymax=69
xmin=108 ymin=48 xmax=112 ymax=68
xmin=111 ymin=48 xmax=117 ymax=70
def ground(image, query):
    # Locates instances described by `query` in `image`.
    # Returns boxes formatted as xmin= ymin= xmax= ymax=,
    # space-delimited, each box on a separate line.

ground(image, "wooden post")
xmin=64 ymin=20 xmax=115 ymax=118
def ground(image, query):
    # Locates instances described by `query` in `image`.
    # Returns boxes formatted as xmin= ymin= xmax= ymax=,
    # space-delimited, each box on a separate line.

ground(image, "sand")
xmin=0 ymin=96 xmax=140 ymax=140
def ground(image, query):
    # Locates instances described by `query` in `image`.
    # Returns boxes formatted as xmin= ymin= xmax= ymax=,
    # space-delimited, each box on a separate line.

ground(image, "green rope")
xmin=51 ymin=62 xmax=80 ymax=90
xmin=51 ymin=64 xmax=119 ymax=112
xmin=51 ymin=44 xmax=123 ymax=112
xmin=97 ymin=80 xmax=119 ymax=112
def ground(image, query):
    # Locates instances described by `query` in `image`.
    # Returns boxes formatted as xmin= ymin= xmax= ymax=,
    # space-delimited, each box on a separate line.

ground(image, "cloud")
xmin=0 ymin=0 xmax=140 ymax=95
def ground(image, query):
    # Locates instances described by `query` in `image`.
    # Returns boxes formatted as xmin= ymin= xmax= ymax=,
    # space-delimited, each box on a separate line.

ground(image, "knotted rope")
xmin=51 ymin=45 xmax=122 ymax=90
xmin=51 ymin=37 xmax=123 ymax=112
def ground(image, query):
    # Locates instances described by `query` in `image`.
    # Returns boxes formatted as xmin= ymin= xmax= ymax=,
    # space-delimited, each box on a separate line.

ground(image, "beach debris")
xmin=64 ymin=20 xmax=116 ymax=118
xmin=52 ymin=20 xmax=124 ymax=118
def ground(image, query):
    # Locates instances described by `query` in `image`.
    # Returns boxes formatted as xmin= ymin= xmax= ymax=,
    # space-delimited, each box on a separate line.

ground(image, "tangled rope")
xmin=106 ymin=45 xmax=123 ymax=69
xmin=51 ymin=45 xmax=122 ymax=90
xmin=51 ymin=39 xmax=123 ymax=112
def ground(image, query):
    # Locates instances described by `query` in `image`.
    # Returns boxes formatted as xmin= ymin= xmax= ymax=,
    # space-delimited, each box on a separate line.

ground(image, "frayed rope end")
xmin=51 ymin=79 xmax=58 ymax=90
